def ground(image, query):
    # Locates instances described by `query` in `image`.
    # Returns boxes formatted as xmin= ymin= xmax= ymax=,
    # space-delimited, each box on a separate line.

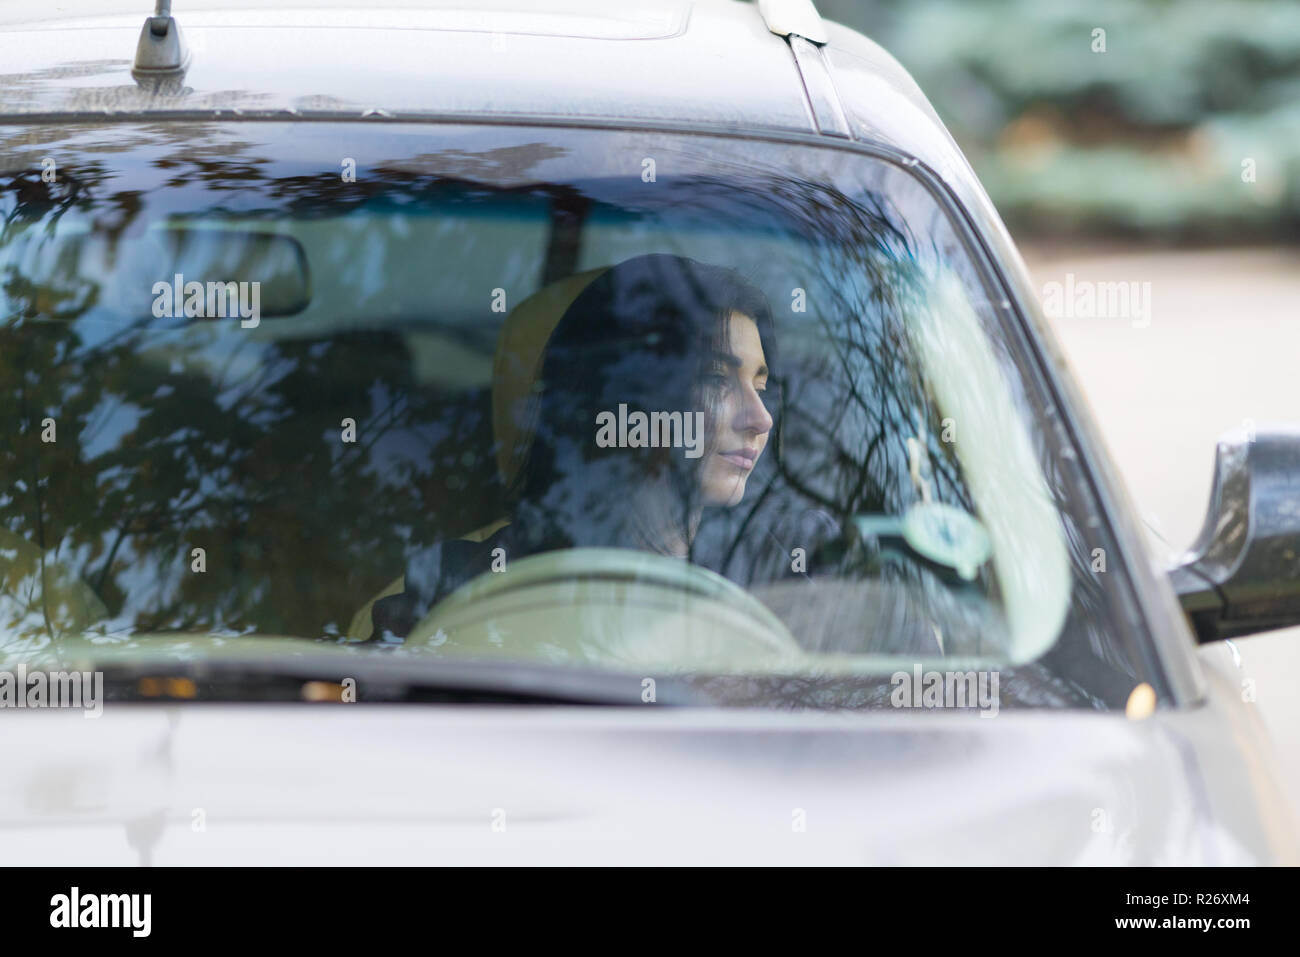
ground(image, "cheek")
xmin=711 ymin=392 xmax=739 ymax=432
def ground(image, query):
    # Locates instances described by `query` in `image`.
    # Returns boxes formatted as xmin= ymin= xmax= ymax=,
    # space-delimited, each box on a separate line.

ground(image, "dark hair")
xmin=506 ymin=253 xmax=777 ymax=557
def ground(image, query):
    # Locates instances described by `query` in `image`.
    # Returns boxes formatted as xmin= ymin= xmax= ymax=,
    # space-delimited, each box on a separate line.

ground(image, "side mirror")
xmin=1170 ymin=425 xmax=1300 ymax=642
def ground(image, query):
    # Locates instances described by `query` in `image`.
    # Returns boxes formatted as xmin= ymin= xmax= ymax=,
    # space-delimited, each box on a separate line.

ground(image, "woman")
xmin=505 ymin=252 xmax=778 ymax=559
xmin=372 ymin=253 xmax=778 ymax=638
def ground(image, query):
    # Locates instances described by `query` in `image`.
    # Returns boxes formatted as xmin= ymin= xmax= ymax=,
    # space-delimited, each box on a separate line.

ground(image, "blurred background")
xmin=817 ymin=0 xmax=1300 ymax=561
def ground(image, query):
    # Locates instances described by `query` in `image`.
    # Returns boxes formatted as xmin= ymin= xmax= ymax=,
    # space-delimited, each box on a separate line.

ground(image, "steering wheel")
xmin=405 ymin=547 xmax=804 ymax=669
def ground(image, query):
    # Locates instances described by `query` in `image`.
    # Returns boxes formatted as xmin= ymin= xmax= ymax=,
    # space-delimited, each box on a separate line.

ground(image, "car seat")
xmin=346 ymin=266 xmax=611 ymax=640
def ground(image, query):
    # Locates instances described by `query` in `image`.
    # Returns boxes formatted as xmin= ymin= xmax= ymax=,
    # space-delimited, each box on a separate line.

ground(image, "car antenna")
xmin=132 ymin=0 xmax=190 ymax=84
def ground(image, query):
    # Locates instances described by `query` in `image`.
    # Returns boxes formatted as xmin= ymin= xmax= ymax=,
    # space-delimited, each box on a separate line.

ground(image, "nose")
xmin=735 ymin=382 xmax=774 ymax=437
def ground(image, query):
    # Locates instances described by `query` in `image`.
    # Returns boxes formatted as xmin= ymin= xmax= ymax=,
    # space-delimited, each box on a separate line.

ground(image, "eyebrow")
xmin=711 ymin=350 xmax=769 ymax=378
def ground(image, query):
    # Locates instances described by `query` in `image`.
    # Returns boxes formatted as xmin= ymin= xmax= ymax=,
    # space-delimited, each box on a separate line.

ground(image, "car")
xmin=0 ymin=0 xmax=1296 ymax=865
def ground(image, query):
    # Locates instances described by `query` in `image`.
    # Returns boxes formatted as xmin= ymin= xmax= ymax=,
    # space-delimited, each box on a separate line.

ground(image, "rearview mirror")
xmin=1170 ymin=424 xmax=1300 ymax=642
xmin=4 ymin=221 xmax=311 ymax=322
xmin=140 ymin=225 xmax=311 ymax=318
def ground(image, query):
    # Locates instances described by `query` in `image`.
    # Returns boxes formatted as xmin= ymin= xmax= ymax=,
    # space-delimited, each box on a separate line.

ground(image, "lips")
xmin=719 ymin=448 xmax=758 ymax=470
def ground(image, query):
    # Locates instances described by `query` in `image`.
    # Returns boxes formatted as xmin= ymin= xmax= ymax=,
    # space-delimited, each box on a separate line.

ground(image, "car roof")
xmin=0 ymin=1 xmax=974 ymax=186
xmin=0 ymin=0 xmax=1020 ymax=350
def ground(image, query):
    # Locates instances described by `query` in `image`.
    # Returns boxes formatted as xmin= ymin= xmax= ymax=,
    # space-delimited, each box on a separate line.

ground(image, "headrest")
xmin=492 ymin=266 xmax=610 ymax=489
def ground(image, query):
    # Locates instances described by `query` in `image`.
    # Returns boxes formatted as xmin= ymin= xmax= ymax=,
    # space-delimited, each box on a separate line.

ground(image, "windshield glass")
xmin=0 ymin=121 xmax=1154 ymax=709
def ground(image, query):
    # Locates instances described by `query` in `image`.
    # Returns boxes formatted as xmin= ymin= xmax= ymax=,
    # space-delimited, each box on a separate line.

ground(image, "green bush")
xmin=814 ymin=0 xmax=1300 ymax=238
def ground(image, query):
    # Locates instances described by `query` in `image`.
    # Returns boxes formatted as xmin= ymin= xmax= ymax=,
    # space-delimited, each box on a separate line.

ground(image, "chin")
xmin=703 ymin=475 xmax=749 ymax=507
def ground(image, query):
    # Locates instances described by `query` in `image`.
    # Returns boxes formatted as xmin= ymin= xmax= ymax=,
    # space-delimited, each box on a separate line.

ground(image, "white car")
xmin=0 ymin=0 xmax=1296 ymax=865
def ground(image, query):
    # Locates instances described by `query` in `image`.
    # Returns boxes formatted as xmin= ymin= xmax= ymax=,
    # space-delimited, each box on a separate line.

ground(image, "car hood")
xmin=2 ymin=701 xmax=1293 ymax=865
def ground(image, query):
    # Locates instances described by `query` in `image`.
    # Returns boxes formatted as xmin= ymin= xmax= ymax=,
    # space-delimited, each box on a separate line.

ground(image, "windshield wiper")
xmin=90 ymin=654 xmax=705 ymax=706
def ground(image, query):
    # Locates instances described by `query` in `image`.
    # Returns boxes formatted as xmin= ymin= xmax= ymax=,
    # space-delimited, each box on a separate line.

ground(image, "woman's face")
xmin=698 ymin=311 xmax=774 ymax=507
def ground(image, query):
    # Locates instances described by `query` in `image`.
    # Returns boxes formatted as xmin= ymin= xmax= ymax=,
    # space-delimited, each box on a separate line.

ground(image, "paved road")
xmin=1021 ymin=244 xmax=1300 ymax=562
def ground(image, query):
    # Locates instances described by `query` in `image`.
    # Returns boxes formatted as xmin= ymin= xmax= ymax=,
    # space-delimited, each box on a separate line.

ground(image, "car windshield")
xmin=0 ymin=121 xmax=1154 ymax=709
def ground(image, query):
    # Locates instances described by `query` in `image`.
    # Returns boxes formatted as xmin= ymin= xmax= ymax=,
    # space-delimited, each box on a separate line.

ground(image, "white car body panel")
xmin=3 ymin=673 xmax=1294 ymax=866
